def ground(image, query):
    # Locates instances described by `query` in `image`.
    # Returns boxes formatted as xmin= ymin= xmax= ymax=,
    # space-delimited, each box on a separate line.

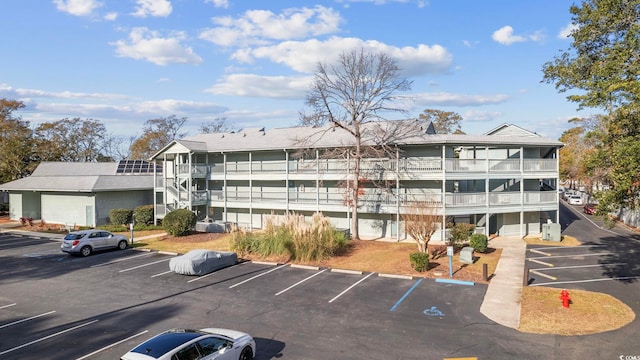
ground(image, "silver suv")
xmin=61 ymin=230 xmax=129 ymax=257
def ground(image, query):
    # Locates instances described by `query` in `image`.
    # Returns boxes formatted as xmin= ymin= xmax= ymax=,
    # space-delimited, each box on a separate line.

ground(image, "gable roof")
xmin=484 ymin=123 xmax=540 ymax=137
xmin=151 ymin=120 xmax=562 ymax=159
xmin=0 ymin=162 xmax=153 ymax=192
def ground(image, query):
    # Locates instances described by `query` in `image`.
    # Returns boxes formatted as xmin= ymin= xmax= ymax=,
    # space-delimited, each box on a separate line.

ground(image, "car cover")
xmin=169 ymin=249 xmax=238 ymax=275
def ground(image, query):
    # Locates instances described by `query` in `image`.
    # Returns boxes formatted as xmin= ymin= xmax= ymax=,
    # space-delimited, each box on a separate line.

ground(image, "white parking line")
xmin=275 ymin=269 xmax=328 ymax=296
xmin=229 ymin=264 xmax=288 ymax=288
xmin=531 ymin=263 xmax=626 ymax=271
xmin=529 ymin=270 xmax=557 ymax=281
xmin=328 ymin=272 xmax=375 ymax=303
xmin=528 ymin=252 xmax=613 ymax=260
xmin=151 ymin=270 xmax=173 ymax=278
xmin=0 ymin=303 xmax=16 ymax=310
xmin=0 ymin=319 xmax=98 ymax=356
xmin=531 ymin=245 xmax=607 ymax=251
xmin=75 ymin=330 xmax=149 ymax=360
xmin=119 ymin=258 xmax=171 ymax=273
xmin=527 ymin=258 xmax=553 ymax=267
xmin=0 ymin=310 xmax=56 ymax=329
xmin=90 ymin=252 xmax=155 ymax=267
xmin=531 ymin=276 xmax=640 ymax=286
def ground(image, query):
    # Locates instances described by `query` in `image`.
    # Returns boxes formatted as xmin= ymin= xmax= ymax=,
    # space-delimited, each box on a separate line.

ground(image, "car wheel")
xmin=80 ymin=246 xmax=92 ymax=257
xmin=118 ymin=240 xmax=128 ymax=250
xmin=239 ymin=346 xmax=253 ymax=360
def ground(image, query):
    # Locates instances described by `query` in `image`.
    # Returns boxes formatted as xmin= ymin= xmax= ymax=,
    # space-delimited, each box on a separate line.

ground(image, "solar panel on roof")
xmin=116 ymin=160 xmax=162 ymax=174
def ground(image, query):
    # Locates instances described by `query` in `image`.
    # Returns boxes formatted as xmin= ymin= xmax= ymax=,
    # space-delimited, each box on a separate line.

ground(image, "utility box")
xmin=460 ymin=246 xmax=475 ymax=264
xmin=542 ymin=223 xmax=561 ymax=242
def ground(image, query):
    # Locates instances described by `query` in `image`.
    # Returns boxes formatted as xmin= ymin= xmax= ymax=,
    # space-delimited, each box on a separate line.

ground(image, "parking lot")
xmin=0 ymin=231 xmax=502 ymax=360
xmin=2 ymin=226 xmax=640 ymax=359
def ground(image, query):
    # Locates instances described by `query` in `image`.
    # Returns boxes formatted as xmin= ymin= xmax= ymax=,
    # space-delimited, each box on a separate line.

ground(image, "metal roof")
xmin=0 ymin=162 xmax=153 ymax=192
xmin=150 ymin=120 xmax=562 ymax=158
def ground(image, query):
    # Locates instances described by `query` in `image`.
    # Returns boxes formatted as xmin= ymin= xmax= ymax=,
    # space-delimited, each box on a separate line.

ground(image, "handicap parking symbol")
xmin=423 ymin=306 xmax=445 ymax=316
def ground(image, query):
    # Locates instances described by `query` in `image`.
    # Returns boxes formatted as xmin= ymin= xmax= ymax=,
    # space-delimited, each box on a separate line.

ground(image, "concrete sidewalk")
xmin=479 ymin=236 xmax=526 ymax=329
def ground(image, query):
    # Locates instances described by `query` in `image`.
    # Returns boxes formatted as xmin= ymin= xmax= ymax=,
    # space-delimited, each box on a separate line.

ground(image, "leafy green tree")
xmin=130 ymin=115 xmax=188 ymax=160
xmin=34 ymin=118 xmax=110 ymax=162
xmin=300 ymin=48 xmax=412 ymax=240
xmin=0 ymin=99 xmax=36 ymax=183
xmin=542 ymin=0 xmax=640 ymax=211
xmin=417 ymin=109 xmax=464 ymax=134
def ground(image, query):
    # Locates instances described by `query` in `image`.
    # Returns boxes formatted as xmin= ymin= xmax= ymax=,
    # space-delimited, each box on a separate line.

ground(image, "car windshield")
xmin=131 ymin=331 xmax=204 ymax=358
xmin=64 ymin=233 xmax=84 ymax=240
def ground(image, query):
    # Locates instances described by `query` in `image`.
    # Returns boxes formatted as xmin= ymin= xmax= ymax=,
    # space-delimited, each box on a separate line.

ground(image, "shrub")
xmin=229 ymin=212 xmax=348 ymax=262
xmin=409 ymin=252 xmax=429 ymax=272
xmin=20 ymin=217 xmax=33 ymax=226
xmin=110 ymin=208 xmax=133 ymax=226
xmin=134 ymin=205 xmax=154 ymax=225
xmin=163 ymin=209 xmax=197 ymax=236
xmin=469 ymin=233 xmax=488 ymax=253
xmin=448 ymin=223 xmax=475 ymax=248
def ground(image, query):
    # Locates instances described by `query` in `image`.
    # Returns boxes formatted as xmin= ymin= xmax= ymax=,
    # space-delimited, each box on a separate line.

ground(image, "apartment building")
xmin=150 ymin=121 xmax=562 ymax=242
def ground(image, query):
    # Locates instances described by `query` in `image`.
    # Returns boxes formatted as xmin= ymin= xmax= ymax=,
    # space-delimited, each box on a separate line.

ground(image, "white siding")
xmin=41 ymin=193 xmax=94 ymax=226
xmin=9 ymin=193 xmax=22 ymax=220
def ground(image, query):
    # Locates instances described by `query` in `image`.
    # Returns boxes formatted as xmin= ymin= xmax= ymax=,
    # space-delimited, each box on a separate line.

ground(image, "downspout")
xmin=316 ymin=149 xmax=320 ymax=213
xmin=441 ymin=145 xmax=446 ymax=242
xmin=556 ymin=146 xmax=560 ymax=224
xmin=520 ymin=146 xmax=524 ymax=238
xmin=485 ymin=145 xmax=489 ymax=237
xmin=285 ymin=150 xmax=289 ymax=213
xmin=223 ymin=152 xmax=227 ymax=223
xmin=153 ymin=159 xmax=157 ymax=225
xmin=395 ymin=146 xmax=400 ymax=242
xmin=249 ymin=152 xmax=253 ymax=230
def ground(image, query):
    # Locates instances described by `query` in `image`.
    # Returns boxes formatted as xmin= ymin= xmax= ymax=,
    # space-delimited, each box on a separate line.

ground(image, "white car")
xmin=61 ymin=230 xmax=129 ymax=257
xmin=121 ymin=328 xmax=255 ymax=360
xmin=568 ymin=195 xmax=584 ymax=205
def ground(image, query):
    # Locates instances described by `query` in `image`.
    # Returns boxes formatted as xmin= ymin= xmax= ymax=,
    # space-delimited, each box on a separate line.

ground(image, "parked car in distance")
xmin=583 ymin=203 xmax=597 ymax=215
xmin=61 ymin=230 xmax=129 ymax=257
xmin=121 ymin=328 xmax=255 ymax=360
xmin=562 ymin=190 xmax=575 ymax=201
xmin=568 ymin=195 xmax=584 ymax=205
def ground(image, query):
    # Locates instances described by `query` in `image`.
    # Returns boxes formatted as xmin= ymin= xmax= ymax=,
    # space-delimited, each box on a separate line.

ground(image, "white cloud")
xmin=52 ymin=0 xmax=102 ymax=16
xmin=413 ymin=92 xmax=510 ymax=107
xmin=199 ymin=6 xmax=343 ymax=47
xmin=205 ymin=0 xmax=229 ymax=8
xmin=205 ymin=74 xmax=313 ymax=99
xmin=0 ymin=83 xmax=128 ymax=100
xmin=492 ymin=25 xmax=526 ymax=45
xmin=132 ymin=0 xmax=172 ymax=18
xmin=461 ymin=110 xmax=503 ymax=122
xmin=558 ymin=23 xmax=578 ymax=39
xmin=104 ymin=12 xmax=118 ymax=21
xmin=111 ymin=28 xmax=203 ymax=66
xmin=233 ymin=36 xmax=452 ymax=76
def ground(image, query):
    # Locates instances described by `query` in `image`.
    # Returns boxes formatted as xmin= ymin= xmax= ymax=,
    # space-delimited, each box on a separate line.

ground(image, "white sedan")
xmin=121 ymin=328 xmax=255 ymax=360
xmin=568 ymin=195 xmax=584 ymax=205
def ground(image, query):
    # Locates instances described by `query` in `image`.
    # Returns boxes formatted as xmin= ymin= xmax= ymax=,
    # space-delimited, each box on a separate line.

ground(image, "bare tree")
xmin=301 ymin=48 xmax=412 ymax=240
xmin=401 ymin=201 xmax=440 ymax=254
xmin=199 ymin=117 xmax=238 ymax=134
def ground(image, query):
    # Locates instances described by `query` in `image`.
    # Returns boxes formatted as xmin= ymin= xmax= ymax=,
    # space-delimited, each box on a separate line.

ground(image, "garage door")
xmin=41 ymin=193 xmax=94 ymax=226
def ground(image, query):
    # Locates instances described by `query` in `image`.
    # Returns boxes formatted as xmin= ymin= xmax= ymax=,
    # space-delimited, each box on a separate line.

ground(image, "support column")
xmin=249 ymin=152 xmax=253 ymax=230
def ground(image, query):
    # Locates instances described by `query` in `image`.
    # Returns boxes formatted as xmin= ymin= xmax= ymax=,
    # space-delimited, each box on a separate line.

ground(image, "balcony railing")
xmin=203 ymin=158 xmax=556 ymax=175
xmin=164 ymin=154 xmax=558 ymax=180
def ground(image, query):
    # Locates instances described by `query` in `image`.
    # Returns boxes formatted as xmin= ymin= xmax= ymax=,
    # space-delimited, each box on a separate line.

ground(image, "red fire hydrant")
xmin=559 ymin=289 xmax=571 ymax=308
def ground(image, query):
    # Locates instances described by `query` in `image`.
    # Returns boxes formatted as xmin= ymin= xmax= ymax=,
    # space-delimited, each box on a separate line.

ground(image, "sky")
xmin=0 ymin=0 xmax=593 ymax=142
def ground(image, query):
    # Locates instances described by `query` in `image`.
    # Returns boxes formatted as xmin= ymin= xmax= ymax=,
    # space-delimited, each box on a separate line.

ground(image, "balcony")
xmin=177 ymin=163 xmax=209 ymax=178
xmin=203 ymin=158 xmax=556 ymax=176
